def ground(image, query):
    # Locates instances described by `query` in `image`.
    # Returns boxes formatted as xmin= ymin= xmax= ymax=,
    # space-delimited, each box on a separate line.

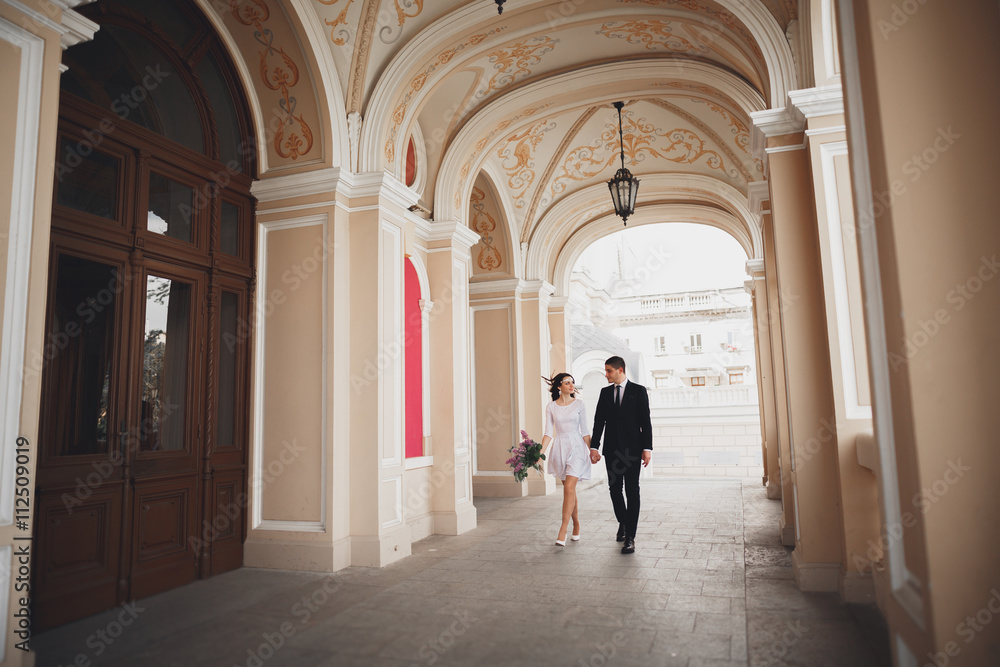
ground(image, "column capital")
xmin=747 ymin=181 xmax=771 ymax=218
xmin=745 ymin=258 xmax=766 ymax=279
xmin=518 ymin=279 xmax=555 ymax=305
xmin=744 ymin=279 xmax=755 ymax=296
xmin=425 ymin=220 xmax=480 ymax=252
xmin=788 ymin=84 xmax=844 ymax=120
xmin=549 ymin=295 xmax=570 ymax=310
xmin=60 ymin=7 xmax=98 ymax=51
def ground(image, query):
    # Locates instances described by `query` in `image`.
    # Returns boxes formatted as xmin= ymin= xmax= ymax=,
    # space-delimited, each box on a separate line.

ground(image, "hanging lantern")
xmin=607 ymin=101 xmax=639 ymax=226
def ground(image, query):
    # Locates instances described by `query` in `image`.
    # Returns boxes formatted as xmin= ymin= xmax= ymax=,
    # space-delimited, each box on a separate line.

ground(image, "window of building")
xmin=654 ymin=335 xmax=667 ymax=353
xmin=689 ymin=333 xmax=702 ymax=353
xmin=691 ymin=376 xmax=705 ymax=386
xmin=729 ymin=372 xmax=743 ymax=385
xmin=727 ymin=331 xmax=740 ymax=351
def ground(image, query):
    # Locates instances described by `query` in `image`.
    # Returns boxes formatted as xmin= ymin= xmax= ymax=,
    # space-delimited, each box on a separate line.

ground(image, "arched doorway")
xmin=34 ymin=0 xmax=256 ymax=629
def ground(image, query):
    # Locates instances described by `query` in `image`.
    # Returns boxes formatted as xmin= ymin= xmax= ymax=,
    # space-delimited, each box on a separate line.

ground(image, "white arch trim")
xmin=527 ymin=174 xmax=761 ymax=286
xmin=362 ymin=0 xmax=795 ymax=174
xmin=435 ymin=60 xmax=767 ymax=224
xmin=285 ymin=0 xmax=350 ymax=168
xmin=549 ymin=203 xmax=755 ymax=298
xmin=195 ymin=0 xmax=351 ymax=172
xmin=194 ymin=0 xmax=270 ymax=173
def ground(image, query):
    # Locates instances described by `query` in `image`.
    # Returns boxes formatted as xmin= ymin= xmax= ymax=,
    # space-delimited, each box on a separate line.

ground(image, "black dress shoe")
xmin=621 ymin=538 xmax=635 ymax=554
xmin=616 ymin=525 xmax=626 ymax=542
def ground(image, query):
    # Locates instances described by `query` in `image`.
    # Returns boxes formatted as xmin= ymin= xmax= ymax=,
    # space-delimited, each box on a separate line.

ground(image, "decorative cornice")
xmin=426 ymin=220 xmax=481 ymax=250
xmin=1 ymin=0 xmax=66 ymax=35
xmin=789 ymin=84 xmax=844 ymax=119
xmin=745 ymin=258 xmax=765 ymax=278
xmin=549 ymin=296 xmax=570 ymax=309
xmin=469 ymin=278 xmax=522 ymax=295
xmin=746 ymin=181 xmax=770 ymax=218
xmin=59 ymin=7 xmax=98 ymax=50
xmin=252 ymin=167 xmax=348 ymax=202
xmin=251 ymin=168 xmax=420 ymax=212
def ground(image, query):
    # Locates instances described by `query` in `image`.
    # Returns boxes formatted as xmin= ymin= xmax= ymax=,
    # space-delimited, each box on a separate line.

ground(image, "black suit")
xmin=591 ymin=381 xmax=653 ymax=540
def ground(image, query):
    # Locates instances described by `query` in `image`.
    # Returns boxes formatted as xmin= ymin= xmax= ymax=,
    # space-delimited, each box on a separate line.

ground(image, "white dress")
xmin=543 ymin=399 xmax=592 ymax=481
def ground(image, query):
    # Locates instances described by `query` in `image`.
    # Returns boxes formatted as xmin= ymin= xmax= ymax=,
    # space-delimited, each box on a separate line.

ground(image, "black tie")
xmin=615 ymin=384 xmax=621 ymax=407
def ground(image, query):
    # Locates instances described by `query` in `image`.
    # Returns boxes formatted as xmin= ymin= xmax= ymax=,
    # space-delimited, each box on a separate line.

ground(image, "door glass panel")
xmin=46 ymin=255 xmax=118 ymax=456
xmin=218 ymin=291 xmax=239 ymax=446
xmin=55 ymin=138 xmax=119 ymax=220
xmin=195 ymin=52 xmax=244 ymax=172
xmin=220 ymin=201 xmax=239 ymax=256
xmin=148 ymin=173 xmax=194 ymax=242
xmin=141 ymin=275 xmax=191 ymax=452
xmin=61 ymin=25 xmax=204 ymax=154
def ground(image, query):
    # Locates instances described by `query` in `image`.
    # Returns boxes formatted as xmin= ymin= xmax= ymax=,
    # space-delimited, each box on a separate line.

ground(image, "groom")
xmin=589 ymin=356 xmax=652 ymax=554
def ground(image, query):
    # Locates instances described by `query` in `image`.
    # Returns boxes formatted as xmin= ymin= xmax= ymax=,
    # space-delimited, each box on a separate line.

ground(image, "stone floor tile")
xmin=33 ymin=480 xmax=889 ymax=667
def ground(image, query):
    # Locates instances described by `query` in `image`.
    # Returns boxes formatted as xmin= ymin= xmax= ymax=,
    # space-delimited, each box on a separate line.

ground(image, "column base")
xmin=351 ymin=524 xmax=413 ymax=567
xmin=244 ymin=535 xmax=351 ymax=572
xmin=433 ymin=502 xmax=478 ymax=535
xmin=527 ymin=473 xmax=556 ymax=496
xmin=766 ymin=480 xmax=782 ymax=500
xmin=472 ymin=475 xmax=527 ymax=497
xmin=779 ymin=515 xmax=795 ymax=546
xmin=839 ymin=569 xmax=876 ymax=604
xmin=791 ymin=548 xmax=840 ymax=592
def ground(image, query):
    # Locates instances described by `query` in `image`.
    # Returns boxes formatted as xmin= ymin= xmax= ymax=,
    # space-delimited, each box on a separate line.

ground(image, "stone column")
xmin=425 ymin=221 xmax=480 ymax=535
xmin=519 ymin=280 xmax=557 ymax=496
xmin=791 ymin=86 xmax=879 ymax=603
xmin=548 ymin=296 xmax=571 ymax=376
xmin=761 ymin=210 xmax=796 ymax=545
xmin=753 ymin=103 xmax=844 ymax=590
xmin=0 ymin=2 xmax=97 ymax=660
xmin=745 ymin=259 xmax=779 ymax=499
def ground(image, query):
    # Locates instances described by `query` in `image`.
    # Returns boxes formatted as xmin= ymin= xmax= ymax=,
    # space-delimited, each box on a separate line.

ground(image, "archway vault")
xmin=528 ymin=173 xmax=761 ymax=295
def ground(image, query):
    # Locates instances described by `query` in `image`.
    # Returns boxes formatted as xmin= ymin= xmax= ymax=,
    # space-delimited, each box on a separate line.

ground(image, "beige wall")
xmin=0 ymin=0 xmax=80 ymax=662
xmin=472 ymin=306 xmax=516 ymax=472
xmin=840 ymin=1 xmax=1000 ymax=663
xmin=765 ymin=130 xmax=844 ymax=581
xmin=259 ymin=223 xmax=325 ymax=523
xmin=807 ymin=124 xmax=879 ymax=599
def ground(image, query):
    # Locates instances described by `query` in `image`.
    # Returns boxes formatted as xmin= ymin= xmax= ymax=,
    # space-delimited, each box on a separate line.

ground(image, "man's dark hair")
xmin=605 ymin=356 xmax=626 ymax=371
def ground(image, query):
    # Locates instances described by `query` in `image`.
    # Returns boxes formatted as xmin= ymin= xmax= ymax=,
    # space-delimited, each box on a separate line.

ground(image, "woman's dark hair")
xmin=543 ymin=373 xmax=575 ymax=401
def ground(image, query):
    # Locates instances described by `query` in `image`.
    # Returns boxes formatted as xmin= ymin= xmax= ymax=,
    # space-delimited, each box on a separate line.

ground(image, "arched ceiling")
xmin=298 ymin=0 xmax=796 ymax=265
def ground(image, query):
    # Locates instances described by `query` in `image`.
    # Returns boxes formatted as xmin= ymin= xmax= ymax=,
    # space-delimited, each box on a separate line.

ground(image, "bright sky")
xmin=573 ymin=223 xmax=749 ymax=295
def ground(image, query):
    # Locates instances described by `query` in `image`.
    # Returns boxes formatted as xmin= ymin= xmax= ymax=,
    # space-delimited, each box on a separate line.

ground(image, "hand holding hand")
xmin=590 ymin=450 xmax=601 ymax=464
xmin=641 ymin=450 xmax=652 ymax=468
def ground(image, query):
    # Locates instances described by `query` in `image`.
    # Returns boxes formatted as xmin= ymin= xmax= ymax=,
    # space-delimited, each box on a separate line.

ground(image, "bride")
xmin=539 ymin=373 xmax=594 ymax=546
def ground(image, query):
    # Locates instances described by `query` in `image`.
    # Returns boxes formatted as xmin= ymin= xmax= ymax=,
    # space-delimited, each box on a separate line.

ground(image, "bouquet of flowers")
xmin=506 ymin=430 xmax=546 ymax=483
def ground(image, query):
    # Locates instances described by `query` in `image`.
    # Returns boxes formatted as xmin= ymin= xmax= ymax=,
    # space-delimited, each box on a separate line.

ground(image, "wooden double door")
xmin=33 ymin=104 xmax=254 ymax=630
